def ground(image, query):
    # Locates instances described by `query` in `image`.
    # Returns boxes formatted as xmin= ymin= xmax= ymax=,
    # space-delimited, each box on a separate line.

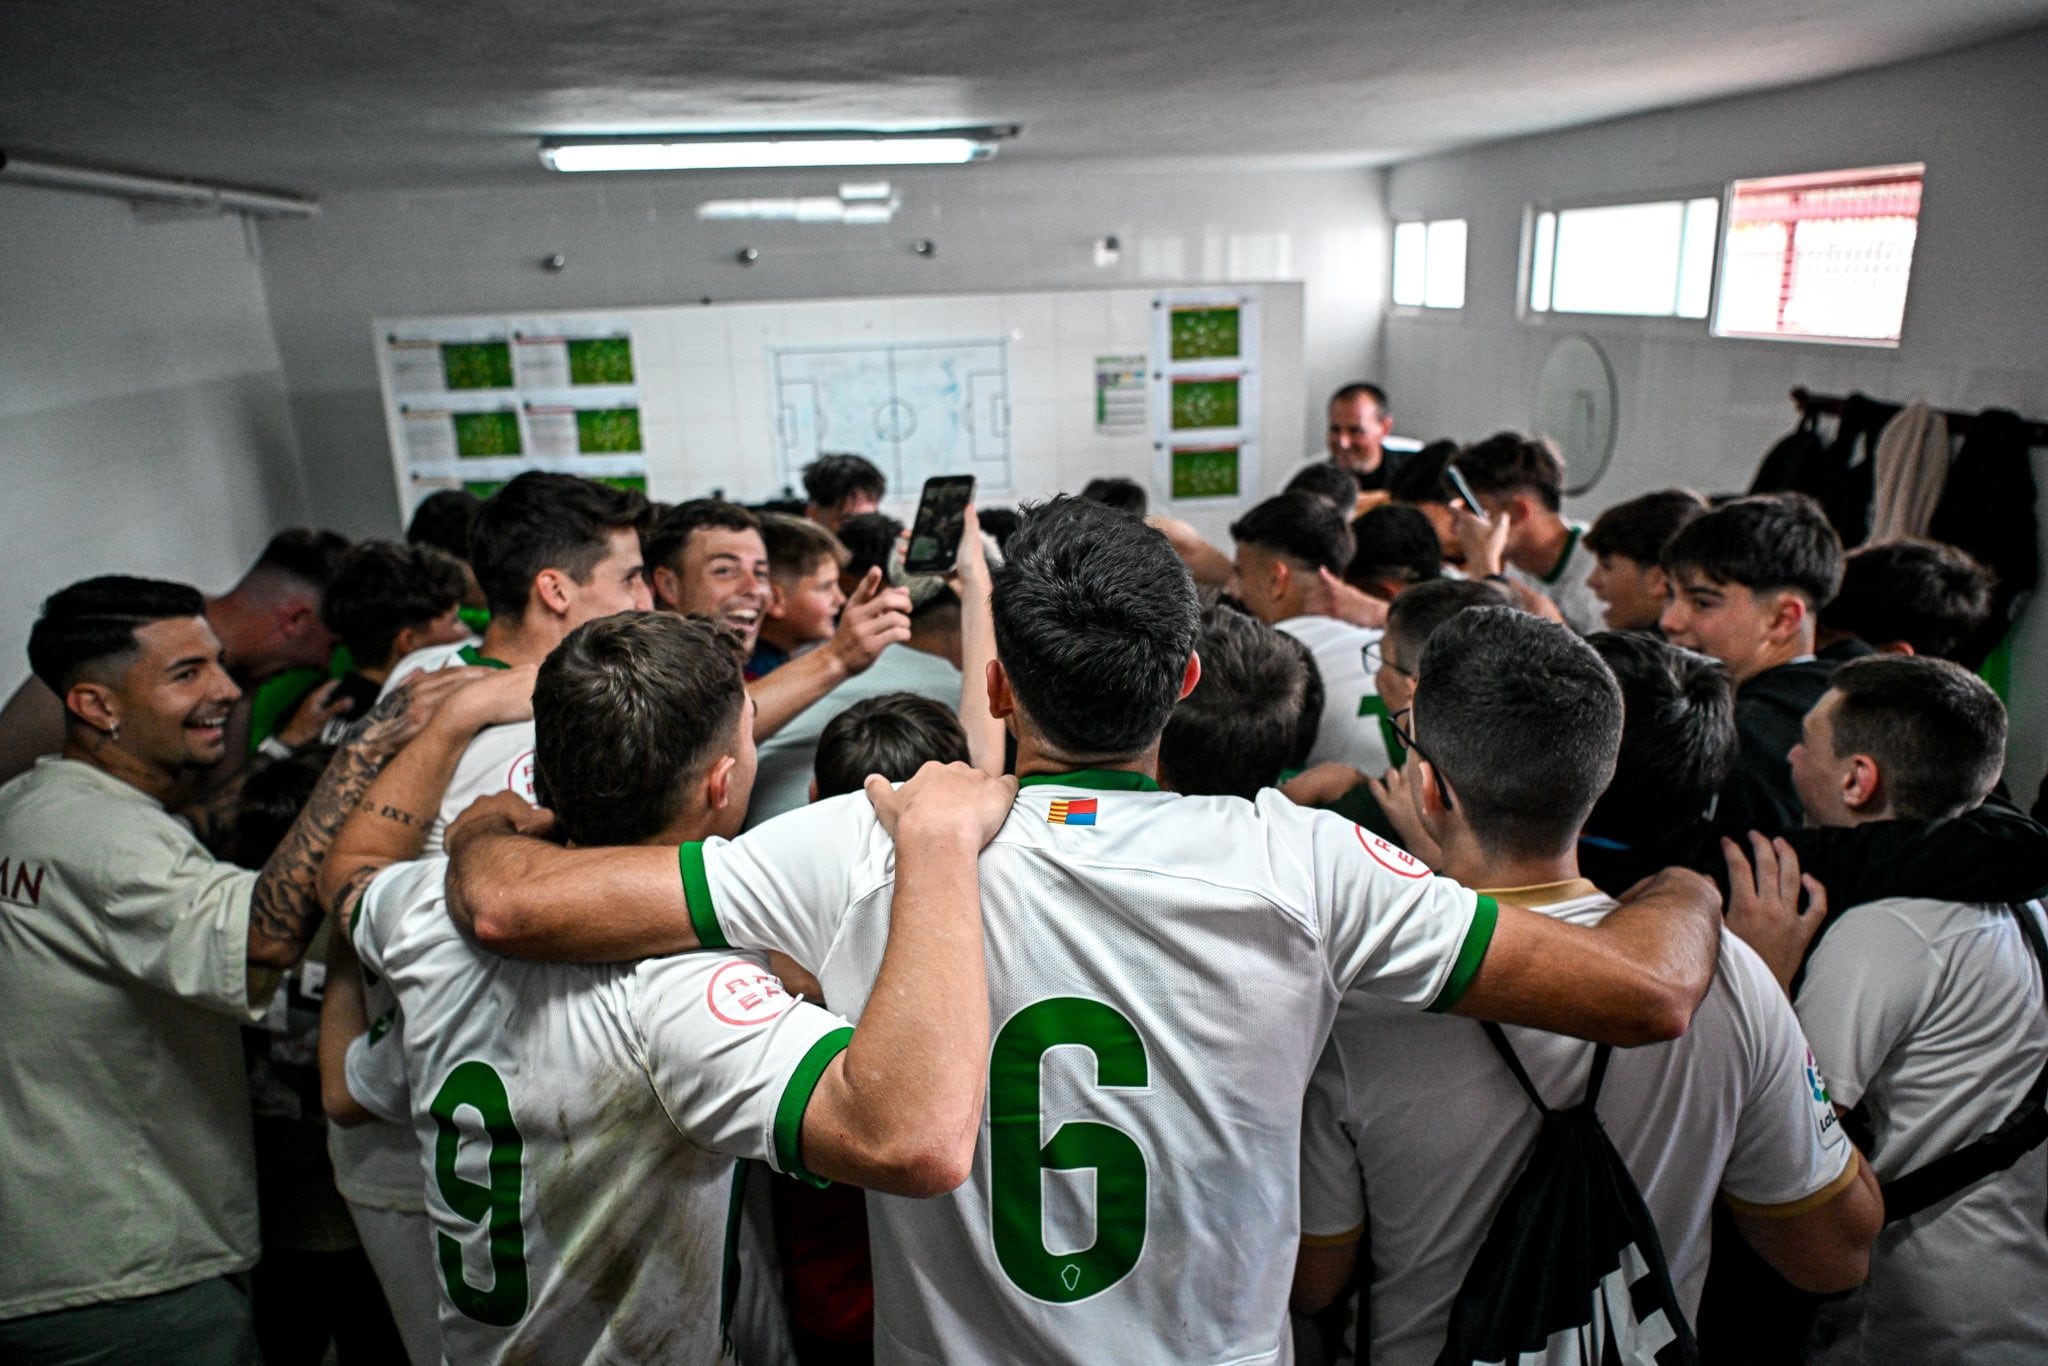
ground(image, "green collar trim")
xmin=458 ymin=645 xmax=511 ymax=670
xmin=1017 ymin=768 xmax=1161 ymax=793
xmin=1540 ymin=525 xmax=1583 ymax=586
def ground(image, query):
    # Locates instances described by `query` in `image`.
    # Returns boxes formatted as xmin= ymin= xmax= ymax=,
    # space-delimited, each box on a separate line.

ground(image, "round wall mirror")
xmin=1533 ymin=334 xmax=1618 ymax=496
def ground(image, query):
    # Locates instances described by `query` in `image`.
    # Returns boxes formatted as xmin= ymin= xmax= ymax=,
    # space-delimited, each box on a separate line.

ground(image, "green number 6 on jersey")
xmin=990 ymin=998 xmax=1150 ymax=1303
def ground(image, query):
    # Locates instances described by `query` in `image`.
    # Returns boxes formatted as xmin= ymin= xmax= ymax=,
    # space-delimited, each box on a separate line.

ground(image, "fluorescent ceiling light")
xmin=541 ymin=129 xmax=1016 ymax=173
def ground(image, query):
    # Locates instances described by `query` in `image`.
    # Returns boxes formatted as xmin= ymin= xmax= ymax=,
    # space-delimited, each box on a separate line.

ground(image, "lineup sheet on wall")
xmin=379 ymin=319 xmax=648 ymax=507
xmin=772 ymin=339 xmax=1014 ymax=496
xmin=1149 ymin=290 xmax=1261 ymax=503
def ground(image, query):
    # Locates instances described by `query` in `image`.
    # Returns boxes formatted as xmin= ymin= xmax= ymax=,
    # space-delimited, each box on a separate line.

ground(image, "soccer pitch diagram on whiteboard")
xmin=772 ymin=340 xmax=1013 ymax=493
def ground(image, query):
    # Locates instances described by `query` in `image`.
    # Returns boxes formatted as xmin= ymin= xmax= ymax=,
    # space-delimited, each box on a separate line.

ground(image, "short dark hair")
xmin=251 ymin=529 xmax=352 ymax=593
xmin=319 ymin=542 xmax=469 ymax=669
xmin=28 ymin=575 xmax=209 ymax=694
xmin=802 ymin=454 xmax=886 ymax=509
xmin=405 ymin=490 xmax=483 ymax=562
xmin=220 ymin=749 xmax=330 ymax=865
xmin=814 ymin=693 xmax=970 ymax=799
xmin=991 ymin=497 xmax=1198 ymax=759
xmin=1347 ymin=504 xmax=1444 ymax=591
xmin=1584 ymin=489 xmax=1709 ymax=566
xmin=531 ymin=612 xmax=746 ymax=846
xmin=1585 ymin=633 xmax=1736 ymax=847
xmin=1160 ymin=599 xmax=1322 ymax=800
xmin=1828 ymin=655 xmax=2006 ymax=820
xmin=1284 ymin=463 xmax=1361 ymax=510
xmin=1454 ymin=433 xmax=1567 ymax=512
xmin=1229 ymin=492 xmax=1355 ymax=576
xmin=1821 ymin=539 xmax=1997 ymax=661
xmin=758 ymin=512 xmax=848 ymax=582
xmin=645 ymin=499 xmax=760 ymax=575
xmin=835 ymin=512 xmax=904 ymax=584
xmin=977 ymin=507 xmax=1020 ymax=553
xmin=1660 ymin=492 xmax=1844 ymax=608
xmin=1415 ymin=608 xmax=1623 ymax=857
xmin=1079 ymin=477 xmax=1149 ymax=518
xmin=1388 ymin=439 xmax=1459 ymax=506
xmin=471 ymin=473 xmax=649 ymax=619
xmin=1331 ymin=382 xmax=1389 ymax=413
xmin=1384 ymin=578 xmax=1514 ymax=665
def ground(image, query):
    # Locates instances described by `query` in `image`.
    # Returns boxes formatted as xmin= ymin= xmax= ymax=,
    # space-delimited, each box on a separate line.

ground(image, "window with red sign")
xmin=1712 ymin=164 xmax=1923 ymax=346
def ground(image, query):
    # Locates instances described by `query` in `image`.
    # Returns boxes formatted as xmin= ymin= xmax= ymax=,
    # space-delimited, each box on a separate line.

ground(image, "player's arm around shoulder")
xmin=796 ymin=762 xmax=1015 ymax=1196
xmin=1448 ymin=866 xmax=1724 ymax=1047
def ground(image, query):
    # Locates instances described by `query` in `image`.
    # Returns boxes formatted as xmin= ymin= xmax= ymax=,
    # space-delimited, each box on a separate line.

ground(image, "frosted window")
xmin=1392 ymin=218 xmax=1465 ymax=309
xmin=1527 ymin=196 xmax=1719 ymax=319
xmin=1713 ymin=165 xmax=1922 ymax=345
xmin=1392 ymin=222 xmax=1428 ymax=307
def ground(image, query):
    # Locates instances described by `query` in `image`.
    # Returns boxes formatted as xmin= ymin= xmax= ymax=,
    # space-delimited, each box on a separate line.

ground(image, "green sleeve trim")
xmin=1426 ymin=894 xmax=1498 ymax=1013
xmin=773 ymin=1027 xmax=854 ymax=1187
xmin=678 ymin=842 xmax=727 ymax=950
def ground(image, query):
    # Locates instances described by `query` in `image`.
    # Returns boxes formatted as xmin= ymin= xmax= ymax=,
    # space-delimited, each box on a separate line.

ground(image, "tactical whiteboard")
xmin=373 ymin=283 xmax=1305 ymax=544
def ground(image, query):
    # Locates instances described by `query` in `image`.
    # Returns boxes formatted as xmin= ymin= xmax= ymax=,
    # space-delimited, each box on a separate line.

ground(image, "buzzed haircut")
xmin=470 ymin=472 xmax=649 ymax=619
xmin=1828 ymin=655 xmax=2007 ymax=820
xmin=1229 ymin=492 xmax=1355 ymax=576
xmin=1331 ymin=381 xmax=1389 ymax=413
xmin=405 ymin=490 xmax=483 ymax=563
xmin=1453 ymin=432 xmax=1568 ymax=512
xmin=813 ymin=693 xmax=971 ymax=800
xmin=1079 ymin=477 xmax=1149 ymax=518
xmin=801 ymin=453 xmax=886 ymax=509
xmin=1284 ymin=463 xmax=1361 ymax=510
xmin=319 ymin=541 xmax=470 ymax=669
xmin=645 ymin=499 xmax=761 ymax=575
xmin=757 ymin=512 xmax=849 ymax=583
xmin=531 ymin=612 xmax=746 ymax=847
xmin=1586 ymin=633 xmax=1736 ymax=848
xmin=1415 ymin=608 xmax=1624 ymax=858
xmin=1384 ymin=578 xmax=1514 ymax=665
xmin=1821 ymin=538 xmax=1997 ymax=661
xmin=250 ymin=528 xmax=352 ymax=593
xmin=1660 ymin=492 xmax=1844 ymax=609
xmin=836 ymin=511 xmax=905 ymax=584
xmin=1584 ymin=489 xmax=1710 ymax=567
xmin=1348 ymin=504 xmax=1444 ymax=591
xmin=1160 ymin=599 xmax=1324 ymax=800
xmin=991 ymin=496 xmax=1199 ymax=760
xmin=1387 ymin=439 xmax=1459 ymax=506
xmin=28 ymin=575 xmax=209 ymax=695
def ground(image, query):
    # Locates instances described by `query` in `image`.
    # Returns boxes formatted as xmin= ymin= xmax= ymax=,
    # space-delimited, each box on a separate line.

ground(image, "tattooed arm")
xmin=315 ymin=665 xmax=537 ymax=920
xmin=245 ymin=667 xmax=498 ymax=975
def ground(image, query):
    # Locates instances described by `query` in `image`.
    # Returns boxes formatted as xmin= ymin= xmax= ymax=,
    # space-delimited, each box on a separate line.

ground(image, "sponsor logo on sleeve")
xmin=1354 ymin=826 xmax=1429 ymax=878
xmin=705 ymin=959 xmax=793 ymax=1028
xmin=1806 ymin=1048 xmax=1845 ymax=1149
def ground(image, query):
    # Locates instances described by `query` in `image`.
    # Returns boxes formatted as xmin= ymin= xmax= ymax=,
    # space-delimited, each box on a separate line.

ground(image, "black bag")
xmin=1434 ymin=1026 xmax=1700 ymax=1366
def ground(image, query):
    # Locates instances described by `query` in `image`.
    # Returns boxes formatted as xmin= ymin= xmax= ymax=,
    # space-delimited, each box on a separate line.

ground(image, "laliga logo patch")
xmin=706 ymin=959 xmax=792 ymax=1028
xmin=1355 ymin=826 xmax=1429 ymax=878
xmin=507 ymin=751 xmax=537 ymax=802
xmin=1806 ymin=1048 xmax=1845 ymax=1148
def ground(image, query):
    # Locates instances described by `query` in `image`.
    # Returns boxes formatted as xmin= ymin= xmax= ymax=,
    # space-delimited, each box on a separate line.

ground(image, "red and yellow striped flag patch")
xmin=1046 ymin=797 xmax=1099 ymax=826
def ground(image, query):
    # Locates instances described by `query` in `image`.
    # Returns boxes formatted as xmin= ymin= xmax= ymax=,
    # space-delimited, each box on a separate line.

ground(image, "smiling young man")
xmin=0 ymin=575 xmax=462 ymax=1363
xmin=1661 ymin=493 xmax=1845 ymax=838
xmin=647 ymin=499 xmax=773 ymax=651
xmin=439 ymin=496 xmax=1729 ymax=1365
xmin=1582 ymin=488 xmax=1708 ymax=632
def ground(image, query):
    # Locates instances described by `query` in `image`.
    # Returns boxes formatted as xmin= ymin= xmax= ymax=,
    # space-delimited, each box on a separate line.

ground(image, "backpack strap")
xmin=1875 ymin=900 xmax=2048 ymax=1225
xmin=1481 ymin=1023 xmax=1613 ymax=1115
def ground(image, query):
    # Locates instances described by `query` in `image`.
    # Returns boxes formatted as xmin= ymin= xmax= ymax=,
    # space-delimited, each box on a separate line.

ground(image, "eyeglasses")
xmin=1388 ymin=706 xmax=1454 ymax=811
xmin=1362 ymin=639 xmax=1413 ymax=679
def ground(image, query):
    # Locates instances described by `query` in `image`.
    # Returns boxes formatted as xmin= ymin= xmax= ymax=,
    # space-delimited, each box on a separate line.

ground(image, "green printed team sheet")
xmin=575 ymin=407 xmax=642 ymax=454
xmin=566 ymin=337 xmax=635 ymax=386
xmin=441 ymin=341 xmax=514 ymax=390
xmin=1170 ymin=306 xmax=1241 ymax=361
xmin=1171 ymin=377 xmax=1241 ymax=430
xmin=1172 ymin=447 xmax=1241 ymax=499
xmin=454 ymin=411 xmax=523 ymax=458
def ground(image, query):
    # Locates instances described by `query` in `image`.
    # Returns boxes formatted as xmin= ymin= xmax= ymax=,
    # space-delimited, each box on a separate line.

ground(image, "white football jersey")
xmin=1506 ymin=523 xmax=1605 ymax=636
xmin=381 ymin=640 xmax=536 ymax=855
xmin=1275 ymin=615 xmax=1393 ymax=777
xmin=693 ymin=772 xmax=1487 ymax=1364
xmin=351 ymin=855 xmax=854 ymax=1366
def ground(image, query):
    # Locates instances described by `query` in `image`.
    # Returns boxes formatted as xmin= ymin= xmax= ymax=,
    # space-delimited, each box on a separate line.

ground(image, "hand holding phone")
xmin=904 ymin=475 xmax=977 ymax=575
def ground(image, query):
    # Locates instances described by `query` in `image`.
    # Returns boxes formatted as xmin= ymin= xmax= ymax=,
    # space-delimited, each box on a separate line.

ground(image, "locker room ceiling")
xmin=4 ymin=0 xmax=2046 ymax=195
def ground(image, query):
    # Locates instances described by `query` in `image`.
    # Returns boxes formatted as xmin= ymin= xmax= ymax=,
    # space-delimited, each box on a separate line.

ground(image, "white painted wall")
xmin=1379 ymin=29 xmax=2048 ymax=799
xmin=255 ymin=161 xmax=1386 ymax=538
xmin=0 ymin=184 xmax=308 ymax=692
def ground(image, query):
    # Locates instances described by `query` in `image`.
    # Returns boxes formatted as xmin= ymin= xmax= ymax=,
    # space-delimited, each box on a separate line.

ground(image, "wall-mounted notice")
xmin=1094 ymin=355 xmax=1148 ymax=431
xmin=379 ymin=319 xmax=645 ymax=510
xmin=1151 ymin=291 xmax=1260 ymax=503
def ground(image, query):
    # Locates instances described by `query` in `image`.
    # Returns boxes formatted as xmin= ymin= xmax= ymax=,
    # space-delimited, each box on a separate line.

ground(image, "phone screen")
xmin=904 ymin=476 xmax=976 ymax=574
xmin=1445 ymin=464 xmax=1483 ymax=512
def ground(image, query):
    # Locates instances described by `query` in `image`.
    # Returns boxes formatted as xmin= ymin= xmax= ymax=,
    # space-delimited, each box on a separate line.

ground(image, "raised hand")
xmin=829 ymin=566 xmax=913 ymax=675
xmin=1721 ymin=832 xmax=1828 ymax=993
